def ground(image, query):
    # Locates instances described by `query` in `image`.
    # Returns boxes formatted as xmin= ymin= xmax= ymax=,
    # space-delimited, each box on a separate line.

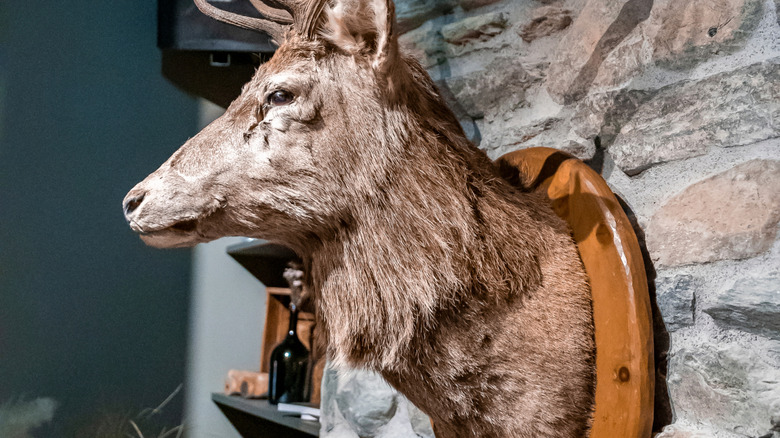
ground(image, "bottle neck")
xmin=287 ymin=303 xmax=299 ymax=337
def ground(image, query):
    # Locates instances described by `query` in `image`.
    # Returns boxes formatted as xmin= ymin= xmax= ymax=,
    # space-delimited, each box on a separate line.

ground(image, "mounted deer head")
xmin=124 ymin=1 xmax=596 ymax=437
xmin=124 ymin=0 xmax=443 ymax=251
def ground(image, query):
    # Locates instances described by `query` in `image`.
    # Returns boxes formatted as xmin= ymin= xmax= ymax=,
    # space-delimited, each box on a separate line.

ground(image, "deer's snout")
xmin=123 ymin=190 xmax=146 ymax=219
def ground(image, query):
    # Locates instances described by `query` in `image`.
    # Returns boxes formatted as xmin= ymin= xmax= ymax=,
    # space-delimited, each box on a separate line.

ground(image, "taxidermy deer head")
xmin=123 ymin=0 xmax=444 ymax=251
xmin=124 ymin=1 xmax=596 ymax=437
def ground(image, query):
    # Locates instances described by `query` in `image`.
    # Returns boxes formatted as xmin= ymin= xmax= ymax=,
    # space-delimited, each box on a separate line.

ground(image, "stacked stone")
xmin=320 ymin=366 xmax=435 ymax=438
xmin=394 ymin=0 xmax=780 ymax=436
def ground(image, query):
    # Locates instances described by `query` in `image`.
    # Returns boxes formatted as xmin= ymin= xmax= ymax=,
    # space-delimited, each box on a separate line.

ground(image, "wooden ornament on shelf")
xmin=225 ymin=369 xmax=269 ymax=398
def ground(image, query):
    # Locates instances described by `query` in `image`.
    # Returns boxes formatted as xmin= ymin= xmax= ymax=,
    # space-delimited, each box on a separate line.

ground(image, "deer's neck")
xmin=305 ymin=118 xmax=556 ymax=371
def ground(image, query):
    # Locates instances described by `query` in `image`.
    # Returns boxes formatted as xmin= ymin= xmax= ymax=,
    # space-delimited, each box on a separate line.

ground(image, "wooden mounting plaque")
xmin=497 ymin=147 xmax=654 ymax=438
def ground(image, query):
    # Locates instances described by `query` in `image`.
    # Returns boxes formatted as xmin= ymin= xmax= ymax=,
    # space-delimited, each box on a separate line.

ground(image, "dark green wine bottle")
xmin=268 ymin=303 xmax=310 ymax=404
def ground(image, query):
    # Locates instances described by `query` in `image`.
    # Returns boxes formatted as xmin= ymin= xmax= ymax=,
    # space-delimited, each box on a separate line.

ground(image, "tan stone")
xmin=646 ymin=160 xmax=780 ymax=267
xmin=546 ymin=0 xmax=653 ymax=104
xmin=591 ymin=24 xmax=651 ymax=89
xmin=592 ymin=0 xmax=763 ymax=83
xmin=518 ymin=7 xmax=573 ymax=43
xmin=546 ymin=0 xmax=762 ymax=101
xmin=651 ymin=0 xmax=763 ymax=69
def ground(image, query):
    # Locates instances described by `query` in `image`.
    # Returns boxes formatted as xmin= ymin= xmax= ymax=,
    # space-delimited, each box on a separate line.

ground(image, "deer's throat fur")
xmin=298 ymin=99 xmax=595 ymax=436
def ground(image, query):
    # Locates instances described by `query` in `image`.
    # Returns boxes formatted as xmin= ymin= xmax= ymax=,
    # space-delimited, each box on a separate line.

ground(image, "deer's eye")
xmin=268 ymin=90 xmax=294 ymax=106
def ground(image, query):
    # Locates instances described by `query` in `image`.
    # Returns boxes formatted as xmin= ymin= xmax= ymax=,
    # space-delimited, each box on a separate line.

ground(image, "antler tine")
xmin=247 ymin=0 xmax=293 ymax=25
xmin=193 ymin=0 xmax=288 ymax=43
xmin=268 ymin=0 xmax=330 ymax=38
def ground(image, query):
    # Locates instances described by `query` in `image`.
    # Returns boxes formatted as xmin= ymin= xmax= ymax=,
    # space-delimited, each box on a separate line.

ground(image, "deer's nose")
xmin=123 ymin=192 xmax=146 ymax=217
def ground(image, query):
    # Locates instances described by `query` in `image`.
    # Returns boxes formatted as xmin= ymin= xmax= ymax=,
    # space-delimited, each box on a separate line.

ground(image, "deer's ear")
xmin=320 ymin=0 xmax=399 ymax=76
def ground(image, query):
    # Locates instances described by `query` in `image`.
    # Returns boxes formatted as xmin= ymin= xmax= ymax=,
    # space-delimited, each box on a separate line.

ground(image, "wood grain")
xmin=497 ymin=147 xmax=654 ymax=438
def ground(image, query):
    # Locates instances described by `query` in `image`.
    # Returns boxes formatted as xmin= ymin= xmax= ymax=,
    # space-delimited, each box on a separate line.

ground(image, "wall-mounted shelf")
xmin=227 ymin=240 xmax=301 ymax=288
xmin=218 ymin=240 xmax=324 ymax=437
xmin=212 ymin=393 xmax=319 ymax=438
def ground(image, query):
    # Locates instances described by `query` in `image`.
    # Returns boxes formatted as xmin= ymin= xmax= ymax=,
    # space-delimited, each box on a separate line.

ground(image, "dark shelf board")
xmin=212 ymin=393 xmax=320 ymax=437
xmin=227 ymin=240 xmax=301 ymax=288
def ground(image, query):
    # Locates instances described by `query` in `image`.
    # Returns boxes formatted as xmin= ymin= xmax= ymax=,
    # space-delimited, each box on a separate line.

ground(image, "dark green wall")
xmin=0 ymin=1 xmax=198 ymax=435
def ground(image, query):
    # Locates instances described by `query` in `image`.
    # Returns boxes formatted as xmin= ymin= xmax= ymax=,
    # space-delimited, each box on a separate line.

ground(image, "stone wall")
xmin=320 ymin=366 xmax=435 ymax=438
xmin=394 ymin=0 xmax=780 ymax=436
xmin=321 ymin=0 xmax=780 ymax=436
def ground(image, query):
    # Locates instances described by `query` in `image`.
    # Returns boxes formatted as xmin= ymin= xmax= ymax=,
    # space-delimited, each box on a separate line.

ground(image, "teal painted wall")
xmin=0 ymin=0 xmax=198 ymax=435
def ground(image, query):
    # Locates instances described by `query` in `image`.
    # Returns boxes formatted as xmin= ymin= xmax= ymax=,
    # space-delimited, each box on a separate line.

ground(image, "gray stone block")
xmin=704 ymin=274 xmax=780 ymax=341
xmin=395 ymin=0 xmax=457 ymax=33
xmin=444 ymin=57 xmax=536 ymax=119
xmin=609 ymin=60 xmax=780 ymax=174
xmin=667 ymin=342 xmax=780 ymax=436
xmin=320 ymin=364 xmax=434 ymax=438
xmin=440 ymin=12 xmax=509 ymax=46
xmin=655 ymin=275 xmax=698 ymax=331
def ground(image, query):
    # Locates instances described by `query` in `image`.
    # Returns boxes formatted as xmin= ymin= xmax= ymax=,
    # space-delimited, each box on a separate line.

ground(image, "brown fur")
xmin=123 ymin=1 xmax=595 ymax=436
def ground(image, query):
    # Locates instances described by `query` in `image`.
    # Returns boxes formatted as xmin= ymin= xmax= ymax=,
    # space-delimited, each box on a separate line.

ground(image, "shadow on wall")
xmin=617 ymin=197 xmax=674 ymax=432
xmin=563 ymin=0 xmax=654 ymax=104
xmin=585 ymin=141 xmax=672 ymax=427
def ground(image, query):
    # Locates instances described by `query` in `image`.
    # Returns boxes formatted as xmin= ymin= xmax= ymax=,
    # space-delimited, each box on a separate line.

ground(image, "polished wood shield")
xmin=497 ymin=147 xmax=654 ymax=438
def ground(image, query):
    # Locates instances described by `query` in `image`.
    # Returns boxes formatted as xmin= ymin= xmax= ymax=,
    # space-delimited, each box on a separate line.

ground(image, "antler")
xmin=193 ymin=0 xmax=329 ymax=44
xmin=248 ymin=0 xmax=293 ymax=24
xmin=276 ymin=0 xmax=330 ymax=39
